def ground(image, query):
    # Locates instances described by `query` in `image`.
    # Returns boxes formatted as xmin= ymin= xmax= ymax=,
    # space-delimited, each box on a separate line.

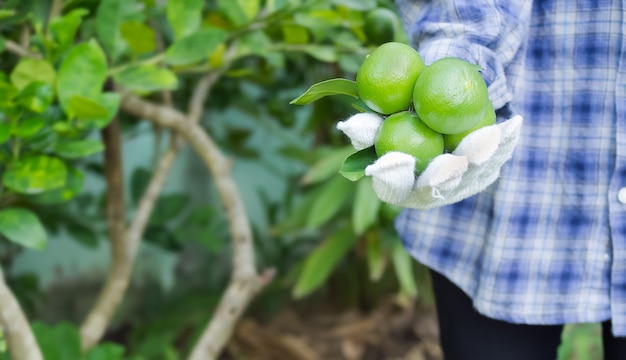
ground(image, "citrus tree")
xmin=0 ymin=0 xmax=416 ymax=359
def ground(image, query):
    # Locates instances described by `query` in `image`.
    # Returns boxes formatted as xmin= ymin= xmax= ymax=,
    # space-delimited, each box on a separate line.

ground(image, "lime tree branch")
xmin=80 ymin=116 xmax=130 ymax=351
xmin=120 ymin=91 xmax=274 ymax=360
xmin=4 ymin=40 xmax=40 ymax=59
xmin=47 ymin=0 xmax=63 ymax=28
xmin=80 ymin=73 xmax=221 ymax=350
xmin=0 ymin=266 xmax=43 ymax=360
xmin=81 ymin=134 xmax=181 ymax=349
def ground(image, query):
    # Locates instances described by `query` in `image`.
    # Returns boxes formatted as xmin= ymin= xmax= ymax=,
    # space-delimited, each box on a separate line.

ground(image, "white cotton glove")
xmin=336 ymin=113 xmax=523 ymax=209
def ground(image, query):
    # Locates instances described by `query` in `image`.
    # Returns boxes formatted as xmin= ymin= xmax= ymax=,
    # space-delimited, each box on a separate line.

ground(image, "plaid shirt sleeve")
xmin=394 ymin=0 xmax=626 ymax=336
xmin=395 ymin=0 xmax=532 ymax=110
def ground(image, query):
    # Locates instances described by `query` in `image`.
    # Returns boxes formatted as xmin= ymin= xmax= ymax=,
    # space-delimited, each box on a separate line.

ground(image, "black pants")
xmin=430 ymin=270 xmax=626 ymax=360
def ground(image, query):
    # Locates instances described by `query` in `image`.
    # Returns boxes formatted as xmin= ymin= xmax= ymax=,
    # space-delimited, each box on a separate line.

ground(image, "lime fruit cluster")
xmin=354 ymin=42 xmax=495 ymax=173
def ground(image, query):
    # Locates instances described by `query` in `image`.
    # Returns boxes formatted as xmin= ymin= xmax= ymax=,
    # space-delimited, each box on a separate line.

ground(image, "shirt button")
xmin=619 ymin=188 xmax=626 ymax=204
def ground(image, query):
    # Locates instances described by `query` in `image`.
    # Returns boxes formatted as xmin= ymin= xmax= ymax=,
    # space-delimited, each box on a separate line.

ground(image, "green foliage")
xmin=306 ymin=175 xmax=352 ymax=228
xmin=391 ymin=237 xmax=418 ymax=305
xmin=163 ymin=28 xmax=228 ymax=66
xmin=3 ymin=155 xmax=66 ymax=194
xmin=365 ymin=230 xmax=386 ymax=281
xmin=113 ymin=65 xmax=178 ymax=93
xmin=275 ymin=142 xmax=413 ymax=306
xmin=339 ymin=146 xmax=377 ymax=181
xmin=166 ymin=0 xmax=203 ymax=40
xmin=119 ymin=22 xmax=156 ymax=55
xmin=0 ymin=207 xmax=46 ymax=249
xmin=353 ymin=177 xmax=380 ymax=235
xmin=56 ymin=40 xmax=110 ymax=119
xmin=557 ymin=323 xmax=603 ymax=360
xmin=32 ymin=322 xmax=82 ymax=360
xmin=48 ymin=9 xmax=89 ymax=57
xmin=0 ymin=322 xmax=127 ymax=359
xmin=0 ymin=0 xmax=440 ymax=358
xmin=10 ymin=59 xmax=56 ymax=90
xmin=301 ymin=146 xmax=354 ymax=185
xmin=293 ymin=224 xmax=356 ymax=298
xmin=95 ymin=0 xmax=143 ymax=62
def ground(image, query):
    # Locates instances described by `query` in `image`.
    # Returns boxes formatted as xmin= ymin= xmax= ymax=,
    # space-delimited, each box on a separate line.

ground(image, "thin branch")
xmin=80 ymin=117 xmax=129 ymax=350
xmin=188 ymin=269 xmax=275 ymax=360
xmin=127 ymin=136 xmax=179 ymax=260
xmin=187 ymin=72 xmax=221 ymax=122
xmin=0 ymin=266 xmax=43 ymax=360
xmin=120 ymin=92 xmax=273 ymax=359
xmin=4 ymin=41 xmax=40 ymax=59
xmin=47 ymin=0 xmax=63 ymax=28
xmin=18 ymin=25 xmax=30 ymax=50
xmin=101 ymin=117 xmax=127 ymax=265
xmin=80 ymin=136 xmax=181 ymax=351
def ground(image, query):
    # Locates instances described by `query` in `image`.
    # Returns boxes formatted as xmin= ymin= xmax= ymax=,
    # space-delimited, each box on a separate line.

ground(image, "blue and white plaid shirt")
xmin=395 ymin=0 xmax=626 ymax=335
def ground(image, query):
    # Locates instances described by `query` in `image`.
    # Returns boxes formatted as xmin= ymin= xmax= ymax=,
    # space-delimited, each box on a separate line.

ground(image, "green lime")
xmin=374 ymin=111 xmax=444 ymax=173
xmin=364 ymin=8 xmax=397 ymax=45
xmin=443 ymin=100 xmax=496 ymax=152
xmin=413 ymin=57 xmax=490 ymax=134
xmin=356 ymin=42 xmax=425 ymax=115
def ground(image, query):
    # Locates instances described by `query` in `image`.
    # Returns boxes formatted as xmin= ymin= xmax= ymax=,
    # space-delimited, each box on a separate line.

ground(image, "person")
xmin=391 ymin=0 xmax=626 ymax=359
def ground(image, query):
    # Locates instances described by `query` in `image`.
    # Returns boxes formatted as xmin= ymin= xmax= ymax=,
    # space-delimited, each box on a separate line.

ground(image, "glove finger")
xmin=486 ymin=115 xmax=524 ymax=164
xmin=365 ymin=151 xmax=416 ymax=204
xmin=458 ymin=117 xmax=524 ymax=196
xmin=498 ymin=115 xmax=523 ymax=142
xmin=435 ymin=173 xmax=465 ymax=191
xmin=416 ymin=153 xmax=468 ymax=188
xmin=336 ymin=112 xmax=383 ymax=150
xmin=453 ymin=125 xmax=501 ymax=166
xmin=455 ymin=163 xmax=502 ymax=198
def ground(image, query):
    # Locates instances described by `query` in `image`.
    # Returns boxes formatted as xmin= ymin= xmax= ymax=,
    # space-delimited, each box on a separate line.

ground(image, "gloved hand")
xmin=336 ymin=113 xmax=523 ymax=209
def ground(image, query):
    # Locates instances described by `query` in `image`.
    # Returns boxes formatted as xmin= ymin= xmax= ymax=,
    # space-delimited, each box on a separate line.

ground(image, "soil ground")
xmin=227 ymin=300 xmax=443 ymax=360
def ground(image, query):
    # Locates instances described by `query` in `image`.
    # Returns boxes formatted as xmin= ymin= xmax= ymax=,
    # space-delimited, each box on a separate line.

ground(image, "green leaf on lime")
xmin=290 ymin=78 xmax=358 ymax=105
xmin=339 ymin=146 xmax=377 ymax=181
